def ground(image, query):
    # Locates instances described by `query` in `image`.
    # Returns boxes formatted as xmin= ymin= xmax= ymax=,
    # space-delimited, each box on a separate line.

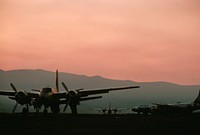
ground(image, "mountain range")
xmin=0 ymin=69 xmax=199 ymax=113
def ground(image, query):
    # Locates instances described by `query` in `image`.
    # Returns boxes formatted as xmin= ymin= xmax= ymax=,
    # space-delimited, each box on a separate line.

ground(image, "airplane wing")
xmin=0 ymin=90 xmax=40 ymax=98
xmin=28 ymin=92 xmax=40 ymax=98
xmin=152 ymin=103 xmax=168 ymax=106
xmin=153 ymin=103 xmax=169 ymax=107
xmin=80 ymin=96 xmax=102 ymax=101
xmin=0 ymin=83 xmax=40 ymax=98
xmin=53 ymin=92 xmax=68 ymax=98
xmin=59 ymin=96 xmax=102 ymax=104
xmin=153 ymin=103 xmax=179 ymax=108
xmin=0 ymin=90 xmax=15 ymax=96
xmin=79 ymin=86 xmax=140 ymax=97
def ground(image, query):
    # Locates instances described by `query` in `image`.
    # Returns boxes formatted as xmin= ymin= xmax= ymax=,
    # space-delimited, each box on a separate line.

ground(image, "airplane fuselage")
xmin=153 ymin=103 xmax=195 ymax=115
xmin=34 ymin=87 xmax=60 ymax=113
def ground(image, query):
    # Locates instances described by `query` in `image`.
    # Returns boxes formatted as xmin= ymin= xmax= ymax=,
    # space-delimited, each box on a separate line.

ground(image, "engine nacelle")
xmin=68 ymin=90 xmax=78 ymax=97
xmin=15 ymin=91 xmax=31 ymax=105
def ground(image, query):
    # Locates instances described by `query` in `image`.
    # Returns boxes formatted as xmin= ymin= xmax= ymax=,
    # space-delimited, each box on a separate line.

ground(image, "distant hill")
xmin=0 ymin=69 xmax=199 ymax=113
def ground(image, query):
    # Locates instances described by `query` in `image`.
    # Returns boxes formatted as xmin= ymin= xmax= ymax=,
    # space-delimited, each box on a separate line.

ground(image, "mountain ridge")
xmin=0 ymin=69 xmax=199 ymax=113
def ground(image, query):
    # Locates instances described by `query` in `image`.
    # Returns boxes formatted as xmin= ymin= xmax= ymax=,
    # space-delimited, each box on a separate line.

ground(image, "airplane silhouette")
xmin=132 ymin=90 xmax=200 ymax=115
xmin=132 ymin=105 xmax=155 ymax=115
xmin=153 ymin=90 xmax=200 ymax=114
xmin=0 ymin=70 xmax=140 ymax=115
xmin=152 ymin=90 xmax=200 ymax=115
xmin=91 ymin=102 xmax=128 ymax=114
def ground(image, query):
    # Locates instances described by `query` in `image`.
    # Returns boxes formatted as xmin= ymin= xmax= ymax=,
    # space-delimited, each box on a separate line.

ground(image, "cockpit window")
xmin=42 ymin=88 xmax=52 ymax=93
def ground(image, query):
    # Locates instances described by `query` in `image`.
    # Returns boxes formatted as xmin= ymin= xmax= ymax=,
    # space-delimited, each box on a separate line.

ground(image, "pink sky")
xmin=0 ymin=0 xmax=200 ymax=85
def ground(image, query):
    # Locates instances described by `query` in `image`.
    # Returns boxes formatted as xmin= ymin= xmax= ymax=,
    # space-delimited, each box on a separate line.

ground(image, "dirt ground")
xmin=0 ymin=113 xmax=200 ymax=135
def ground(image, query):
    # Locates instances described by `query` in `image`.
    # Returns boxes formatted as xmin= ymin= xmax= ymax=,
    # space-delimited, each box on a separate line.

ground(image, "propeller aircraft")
xmin=0 ymin=70 xmax=140 ymax=115
xmin=91 ymin=102 xmax=129 ymax=114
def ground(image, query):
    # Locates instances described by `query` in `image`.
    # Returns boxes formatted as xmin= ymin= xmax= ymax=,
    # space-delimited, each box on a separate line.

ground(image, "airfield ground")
xmin=0 ymin=113 xmax=200 ymax=135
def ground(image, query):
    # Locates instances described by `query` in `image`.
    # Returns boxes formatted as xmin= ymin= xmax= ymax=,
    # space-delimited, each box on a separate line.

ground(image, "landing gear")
xmin=22 ymin=107 xmax=28 ymax=115
xmin=51 ymin=107 xmax=60 ymax=114
xmin=43 ymin=108 xmax=48 ymax=115
xmin=35 ymin=108 xmax=40 ymax=113
xmin=22 ymin=104 xmax=29 ymax=115
xmin=70 ymin=105 xmax=77 ymax=115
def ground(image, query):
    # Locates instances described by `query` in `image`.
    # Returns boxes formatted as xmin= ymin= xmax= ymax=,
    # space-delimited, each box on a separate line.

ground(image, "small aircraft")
xmin=0 ymin=70 xmax=140 ymax=115
xmin=91 ymin=102 xmax=128 ymax=114
xmin=152 ymin=90 xmax=200 ymax=115
xmin=132 ymin=105 xmax=155 ymax=115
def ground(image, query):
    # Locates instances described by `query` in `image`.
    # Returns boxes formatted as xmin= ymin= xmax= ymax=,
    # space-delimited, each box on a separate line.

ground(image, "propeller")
xmin=63 ymin=95 xmax=70 ymax=112
xmin=9 ymin=83 xmax=30 ymax=113
xmin=62 ymin=82 xmax=81 ymax=115
xmin=10 ymin=83 xmax=17 ymax=93
xmin=10 ymin=83 xmax=18 ymax=113
xmin=61 ymin=82 xmax=69 ymax=92
xmin=62 ymin=82 xmax=70 ymax=112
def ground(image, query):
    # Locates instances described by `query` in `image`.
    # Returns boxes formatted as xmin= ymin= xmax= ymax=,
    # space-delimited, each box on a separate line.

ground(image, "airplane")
xmin=152 ymin=89 xmax=200 ymax=115
xmin=132 ymin=105 xmax=155 ymax=115
xmin=0 ymin=70 xmax=140 ymax=115
xmin=91 ymin=102 xmax=128 ymax=114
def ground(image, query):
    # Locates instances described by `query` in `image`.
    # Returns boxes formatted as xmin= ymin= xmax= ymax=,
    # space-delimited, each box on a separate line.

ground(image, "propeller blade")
xmin=62 ymin=82 xmax=69 ymax=92
xmin=63 ymin=97 xmax=70 ymax=112
xmin=12 ymin=102 xmax=18 ymax=113
xmin=63 ymin=104 xmax=68 ymax=112
xmin=10 ymin=83 xmax=17 ymax=93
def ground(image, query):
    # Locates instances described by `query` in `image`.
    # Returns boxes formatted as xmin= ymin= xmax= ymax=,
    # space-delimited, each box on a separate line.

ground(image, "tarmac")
xmin=0 ymin=113 xmax=200 ymax=135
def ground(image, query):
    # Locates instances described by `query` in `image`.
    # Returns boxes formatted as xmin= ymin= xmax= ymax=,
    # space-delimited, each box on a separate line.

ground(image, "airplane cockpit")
xmin=41 ymin=87 xmax=52 ymax=93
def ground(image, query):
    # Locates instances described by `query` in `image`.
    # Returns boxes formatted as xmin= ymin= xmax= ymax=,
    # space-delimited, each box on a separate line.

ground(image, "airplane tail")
xmin=194 ymin=89 xmax=200 ymax=104
xmin=56 ymin=70 xmax=59 ymax=92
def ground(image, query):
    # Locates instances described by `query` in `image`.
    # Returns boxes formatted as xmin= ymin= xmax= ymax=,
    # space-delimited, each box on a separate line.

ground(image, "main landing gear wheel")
xmin=22 ymin=107 xmax=28 ymax=115
xmin=43 ymin=109 xmax=48 ymax=115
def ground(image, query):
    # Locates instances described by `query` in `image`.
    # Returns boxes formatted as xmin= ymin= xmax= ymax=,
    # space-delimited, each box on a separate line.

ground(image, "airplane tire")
xmin=51 ymin=107 xmax=60 ymax=114
xmin=43 ymin=109 xmax=48 ymax=115
xmin=22 ymin=107 xmax=28 ymax=114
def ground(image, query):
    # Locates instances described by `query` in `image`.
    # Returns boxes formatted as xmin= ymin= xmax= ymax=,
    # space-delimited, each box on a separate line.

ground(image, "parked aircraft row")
xmin=132 ymin=90 xmax=200 ymax=115
xmin=96 ymin=91 xmax=200 ymax=115
xmin=91 ymin=102 xmax=128 ymax=114
xmin=0 ymin=70 xmax=140 ymax=115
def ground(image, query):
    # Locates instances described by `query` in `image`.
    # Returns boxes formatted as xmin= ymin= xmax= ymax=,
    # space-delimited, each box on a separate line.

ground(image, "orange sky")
xmin=0 ymin=0 xmax=200 ymax=85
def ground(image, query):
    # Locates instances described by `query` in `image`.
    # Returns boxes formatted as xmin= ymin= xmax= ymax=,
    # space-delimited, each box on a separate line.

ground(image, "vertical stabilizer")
xmin=56 ymin=70 xmax=59 ymax=92
xmin=194 ymin=89 xmax=200 ymax=104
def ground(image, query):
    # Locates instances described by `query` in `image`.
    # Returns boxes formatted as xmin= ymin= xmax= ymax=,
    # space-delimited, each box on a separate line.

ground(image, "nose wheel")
xmin=22 ymin=105 xmax=29 ymax=114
